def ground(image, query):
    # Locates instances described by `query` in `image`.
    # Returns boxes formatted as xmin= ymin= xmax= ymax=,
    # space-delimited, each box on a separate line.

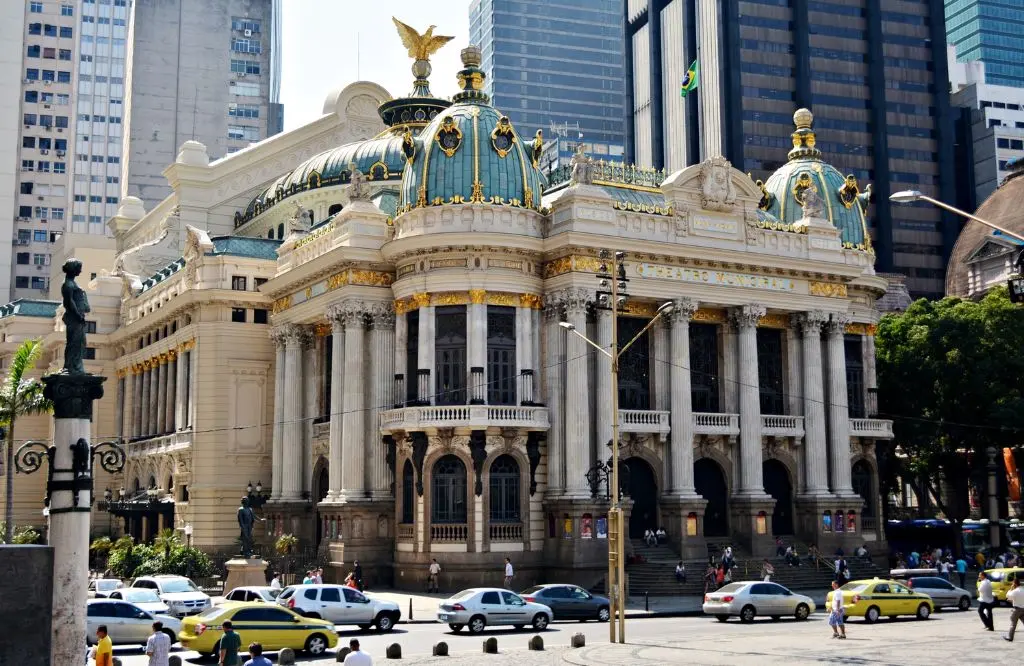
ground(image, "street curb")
xmin=398 ymin=610 xmax=703 ymax=625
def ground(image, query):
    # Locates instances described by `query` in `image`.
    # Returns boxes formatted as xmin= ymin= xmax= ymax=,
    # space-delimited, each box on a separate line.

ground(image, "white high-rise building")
xmin=0 ymin=2 xmax=28 ymax=300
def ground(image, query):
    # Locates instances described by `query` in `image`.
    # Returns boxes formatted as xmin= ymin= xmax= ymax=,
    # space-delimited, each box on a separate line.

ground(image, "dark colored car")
xmin=520 ymin=584 xmax=610 ymax=622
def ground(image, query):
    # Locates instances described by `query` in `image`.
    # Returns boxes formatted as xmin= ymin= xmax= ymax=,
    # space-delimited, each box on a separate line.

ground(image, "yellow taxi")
xmin=826 ymin=579 xmax=934 ymax=623
xmin=179 ymin=602 xmax=338 ymax=658
xmin=980 ymin=568 xmax=1024 ymax=603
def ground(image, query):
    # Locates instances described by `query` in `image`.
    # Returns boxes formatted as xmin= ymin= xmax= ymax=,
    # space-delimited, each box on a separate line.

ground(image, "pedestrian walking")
xmin=314 ymin=568 xmax=324 ymax=584
xmin=761 ymin=559 xmax=774 ymax=582
xmin=703 ymin=564 xmax=716 ymax=593
xmin=955 ymin=557 xmax=967 ymax=589
xmin=1004 ymin=578 xmax=1024 ymax=642
xmin=828 ymin=581 xmax=847 ymax=640
xmin=218 ymin=620 xmax=243 ymax=666
xmin=503 ymin=557 xmax=514 ymax=589
xmin=242 ymin=642 xmax=273 ymax=666
xmin=977 ymin=571 xmax=995 ymax=632
xmin=353 ymin=560 xmax=364 ymax=591
xmin=94 ymin=625 xmax=113 ymax=666
xmin=145 ymin=621 xmax=171 ymax=666
xmin=343 ymin=638 xmax=373 ymax=665
xmin=269 ymin=572 xmax=281 ymax=590
xmin=302 ymin=570 xmax=314 ymax=585
xmin=428 ymin=558 xmax=441 ymax=593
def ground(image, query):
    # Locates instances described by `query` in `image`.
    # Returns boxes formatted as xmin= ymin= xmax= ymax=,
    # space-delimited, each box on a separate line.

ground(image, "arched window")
xmin=277 ymin=223 xmax=284 ymax=239
xmin=431 ymin=455 xmax=466 ymax=524
xmin=133 ymin=477 xmax=141 ymax=493
xmin=489 ymin=455 xmax=520 ymax=523
xmin=267 ymin=229 xmax=274 ymax=239
xmin=401 ymin=460 xmax=415 ymax=524
xmin=328 ymin=203 xmax=342 ymax=217
xmin=166 ymin=476 xmax=173 ymax=492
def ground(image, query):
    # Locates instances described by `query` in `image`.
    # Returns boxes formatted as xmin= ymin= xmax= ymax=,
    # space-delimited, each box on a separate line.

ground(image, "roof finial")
xmin=788 ymin=108 xmax=821 ymax=161
xmin=453 ymin=45 xmax=490 ymax=105
xmin=392 ymin=18 xmax=454 ymax=98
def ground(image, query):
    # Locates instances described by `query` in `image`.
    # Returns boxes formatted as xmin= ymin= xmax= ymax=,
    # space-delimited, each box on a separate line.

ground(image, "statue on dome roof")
xmin=570 ymin=143 xmax=593 ymax=185
xmin=347 ymin=162 xmax=370 ymax=202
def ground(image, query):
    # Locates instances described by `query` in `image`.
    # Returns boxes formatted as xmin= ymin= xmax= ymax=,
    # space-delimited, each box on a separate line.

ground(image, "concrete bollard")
xmin=386 ymin=643 xmax=402 ymax=659
xmin=168 ymin=657 xmax=182 ymax=666
xmin=336 ymin=646 xmax=351 ymax=662
xmin=570 ymin=633 xmax=586 ymax=648
xmin=278 ymin=647 xmax=296 ymax=665
xmin=433 ymin=641 xmax=449 ymax=656
xmin=483 ymin=637 xmax=498 ymax=654
xmin=529 ymin=635 xmax=544 ymax=651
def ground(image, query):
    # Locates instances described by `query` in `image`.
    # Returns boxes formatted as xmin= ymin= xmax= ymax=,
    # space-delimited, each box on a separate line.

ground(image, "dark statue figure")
xmin=60 ymin=258 xmax=90 ymax=374
xmin=237 ymin=496 xmax=263 ymax=558
xmin=71 ymin=437 xmax=90 ymax=479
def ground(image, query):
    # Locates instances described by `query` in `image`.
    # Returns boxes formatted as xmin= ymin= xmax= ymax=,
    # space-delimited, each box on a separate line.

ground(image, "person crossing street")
xmin=977 ymin=571 xmax=995 ymax=632
xmin=1004 ymin=577 xmax=1024 ymax=642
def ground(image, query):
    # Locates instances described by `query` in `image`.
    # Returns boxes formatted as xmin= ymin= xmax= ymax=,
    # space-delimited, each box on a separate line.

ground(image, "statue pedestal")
xmin=224 ymin=558 xmax=268 ymax=595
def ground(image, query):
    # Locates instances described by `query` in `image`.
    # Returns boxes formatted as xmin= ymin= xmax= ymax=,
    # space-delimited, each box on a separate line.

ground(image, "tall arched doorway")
xmin=763 ymin=459 xmax=794 ymax=535
xmin=852 ymin=460 xmax=875 ymax=529
xmin=622 ymin=457 xmax=658 ymax=538
xmin=695 ymin=458 xmax=729 ymax=537
xmin=314 ymin=460 xmax=329 ymax=544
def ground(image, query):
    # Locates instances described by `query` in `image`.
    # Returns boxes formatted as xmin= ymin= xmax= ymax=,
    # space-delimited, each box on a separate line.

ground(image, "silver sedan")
xmin=703 ymin=581 xmax=816 ymax=623
xmin=437 ymin=588 xmax=553 ymax=634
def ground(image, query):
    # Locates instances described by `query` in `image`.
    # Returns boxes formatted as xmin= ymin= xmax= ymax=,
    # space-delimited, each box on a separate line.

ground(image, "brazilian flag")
xmin=680 ymin=59 xmax=699 ymax=98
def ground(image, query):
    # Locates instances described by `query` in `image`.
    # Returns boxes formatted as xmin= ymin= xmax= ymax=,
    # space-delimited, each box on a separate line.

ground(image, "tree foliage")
xmin=876 ymin=286 xmax=1024 ymax=528
xmin=105 ymin=531 xmax=213 ymax=579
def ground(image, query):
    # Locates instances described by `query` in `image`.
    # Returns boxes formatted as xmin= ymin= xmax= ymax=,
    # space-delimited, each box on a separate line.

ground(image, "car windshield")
xmin=449 ymin=590 xmax=477 ymax=601
xmin=122 ymin=589 xmax=160 ymax=602
xmin=840 ymin=583 xmax=868 ymax=592
xmin=714 ymin=583 xmax=745 ymax=593
xmin=159 ymin=579 xmax=199 ymax=593
xmin=95 ymin=580 xmax=121 ymax=591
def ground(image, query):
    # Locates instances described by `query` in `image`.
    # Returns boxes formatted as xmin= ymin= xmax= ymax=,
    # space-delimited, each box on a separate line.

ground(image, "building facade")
xmin=0 ymin=0 xmax=28 ymax=300
xmin=946 ymin=0 xmax=1024 ymax=88
xmin=0 ymin=28 xmax=894 ymax=591
xmin=626 ymin=0 xmax=958 ymax=300
xmin=469 ymin=0 xmax=626 ymax=152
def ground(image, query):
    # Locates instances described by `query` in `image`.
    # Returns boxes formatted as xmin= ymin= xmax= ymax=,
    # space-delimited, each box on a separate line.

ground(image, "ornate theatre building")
xmin=0 ymin=28 xmax=892 ymax=589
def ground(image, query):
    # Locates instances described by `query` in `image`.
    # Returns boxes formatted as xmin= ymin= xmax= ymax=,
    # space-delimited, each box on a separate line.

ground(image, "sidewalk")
xmin=365 ymin=588 xmax=829 ymax=623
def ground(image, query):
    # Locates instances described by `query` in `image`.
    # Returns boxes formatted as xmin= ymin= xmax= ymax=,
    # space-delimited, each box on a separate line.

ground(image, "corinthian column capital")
xmin=729 ymin=304 xmax=766 ymax=330
xmin=369 ymin=301 xmax=396 ymax=330
xmin=668 ymin=298 xmax=698 ymax=325
xmin=792 ymin=310 xmax=828 ymax=335
xmin=825 ymin=312 xmax=853 ymax=335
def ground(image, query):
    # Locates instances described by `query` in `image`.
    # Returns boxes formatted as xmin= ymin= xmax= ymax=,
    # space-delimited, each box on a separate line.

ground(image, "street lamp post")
xmin=560 ymin=250 xmax=673 ymax=644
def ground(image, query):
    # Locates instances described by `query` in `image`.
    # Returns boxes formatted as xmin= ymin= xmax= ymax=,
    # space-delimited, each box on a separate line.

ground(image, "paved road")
xmin=112 ymin=606 xmax=1023 ymax=665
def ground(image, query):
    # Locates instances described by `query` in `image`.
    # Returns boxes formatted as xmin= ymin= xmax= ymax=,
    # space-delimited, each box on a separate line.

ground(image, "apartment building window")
xmin=23 ymin=137 xmax=35 ymax=148
xmin=21 ymin=160 xmax=34 ymax=171
xmin=37 ymin=161 xmax=50 ymax=172
xmin=20 ymin=183 xmax=34 ymax=194
xmin=231 ymin=308 xmax=247 ymax=323
xmin=231 ymin=276 xmax=247 ymax=291
xmin=44 ymin=24 xmax=57 ymax=37
xmin=228 ymin=103 xmax=259 ymax=119
xmin=41 ymin=70 xmax=54 ymax=81
xmin=232 ymin=81 xmax=260 ymax=97
xmin=18 ymin=208 xmax=31 ymax=219
xmin=39 ymin=115 xmax=52 ymax=128
xmin=228 ymin=125 xmax=260 ymax=141
xmin=29 ymin=23 xmax=41 ymax=35
xmin=34 ymin=207 xmax=48 ymax=218
xmin=33 ymin=254 xmax=49 ymax=266
xmin=15 ymin=277 xmax=28 ymax=289
xmin=59 ymin=49 xmax=71 ymax=61
xmin=58 ymin=71 xmax=70 ymax=83
xmin=107 ymin=156 xmax=119 ymax=164
xmin=60 ymin=27 xmax=73 ymax=39
xmin=53 ymin=162 xmax=65 ymax=174
xmin=105 ymin=196 xmax=117 ymax=204
xmin=33 ymin=231 xmax=48 ymax=242
xmin=26 ymin=68 xmax=39 ymax=80
xmin=30 ymin=2 xmax=43 ymax=13
xmin=231 ymin=38 xmax=261 ymax=54
xmin=51 ymin=208 xmax=64 ymax=220
xmin=61 ymin=4 xmax=74 ymax=16
xmin=43 ymin=47 xmax=56 ymax=59
xmin=85 ymin=321 xmax=97 ymax=334
xmin=30 ymin=277 xmax=46 ymax=290
xmin=82 ymin=15 xmax=94 ymax=23
xmin=232 ymin=18 xmax=261 ymax=33
xmin=55 ymin=116 xmax=67 ymax=128
xmin=230 ymin=59 xmax=260 ymax=75
xmin=23 ymin=114 xmax=36 ymax=125
xmin=27 ymin=45 xmax=40 ymax=58
xmin=25 ymin=91 xmax=38 ymax=103
xmin=16 ymin=253 xmax=29 ymax=265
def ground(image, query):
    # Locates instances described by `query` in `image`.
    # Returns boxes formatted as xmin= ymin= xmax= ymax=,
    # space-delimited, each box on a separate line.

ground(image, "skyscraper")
xmin=122 ymin=0 xmax=284 ymax=210
xmin=627 ymin=0 xmax=958 ymax=299
xmin=469 ymin=0 xmax=626 ymax=159
xmin=0 ymin=1 xmax=27 ymax=299
xmin=946 ymin=0 xmax=1024 ymax=88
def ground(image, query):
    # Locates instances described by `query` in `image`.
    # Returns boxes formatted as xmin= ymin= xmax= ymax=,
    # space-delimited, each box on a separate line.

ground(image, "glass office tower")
xmin=947 ymin=0 xmax=1024 ymax=88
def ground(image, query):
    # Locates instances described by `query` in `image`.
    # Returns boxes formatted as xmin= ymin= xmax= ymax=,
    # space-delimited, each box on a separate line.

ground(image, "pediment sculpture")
xmin=698 ymin=156 xmax=737 ymax=212
xmin=112 ymin=208 xmax=183 ymax=279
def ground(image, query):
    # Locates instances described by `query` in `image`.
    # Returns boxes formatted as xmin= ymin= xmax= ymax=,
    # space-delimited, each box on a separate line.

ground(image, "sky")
xmin=280 ymin=0 xmax=472 ymax=130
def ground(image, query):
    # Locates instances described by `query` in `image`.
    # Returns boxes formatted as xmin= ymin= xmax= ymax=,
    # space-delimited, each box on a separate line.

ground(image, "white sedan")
xmin=437 ymin=588 xmax=552 ymax=634
xmin=703 ymin=581 xmax=816 ymax=623
xmin=108 ymin=588 xmax=170 ymax=615
xmin=86 ymin=599 xmax=183 ymax=645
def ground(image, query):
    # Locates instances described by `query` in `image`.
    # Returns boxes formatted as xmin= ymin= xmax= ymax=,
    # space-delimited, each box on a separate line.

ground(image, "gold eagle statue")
xmin=392 ymin=18 xmax=455 ymax=62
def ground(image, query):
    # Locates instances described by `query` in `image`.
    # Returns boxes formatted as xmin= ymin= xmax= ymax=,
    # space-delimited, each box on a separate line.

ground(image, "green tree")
xmin=876 ymin=287 xmax=1024 ymax=552
xmin=0 ymin=339 xmax=52 ymax=543
xmin=153 ymin=528 xmax=182 ymax=560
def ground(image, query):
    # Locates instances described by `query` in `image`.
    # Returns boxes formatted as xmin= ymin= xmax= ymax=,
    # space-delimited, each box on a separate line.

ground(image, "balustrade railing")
xmin=397 ymin=524 xmax=414 ymax=540
xmin=470 ymin=367 xmax=486 ymax=405
xmin=378 ymin=404 xmax=550 ymax=430
xmin=692 ymin=413 xmax=739 ymax=434
xmin=761 ymin=414 xmax=804 ymax=436
xmin=519 ymin=369 xmax=535 ymax=405
xmin=417 ymin=369 xmax=431 ymax=405
xmin=430 ymin=523 xmax=468 ymax=543
xmin=489 ymin=523 xmax=523 ymax=542
xmin=393 ymin=374 xmax=405 ymax=408
xmin=850 ymin=418 xmax=894 ymax=438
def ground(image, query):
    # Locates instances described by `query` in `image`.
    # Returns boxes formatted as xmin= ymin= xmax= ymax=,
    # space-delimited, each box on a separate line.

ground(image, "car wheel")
xmin=916 ymin=603 xmax=931 ymax=620
xmin=865 ymin=606 xmax=880 ymax=623
xmin=958 ymin=596 xmax=971 ymax=611
xmin=532 ymin=613 xmax=549 ymax=631
xmin=795 ymin=603 xmax=810 ymax=621
xmin=468 ymin=615 xmax=487 ymax=634
xmin=449 ymin=623 xmax=464 ymax=632
xmin=715 ymin=615 xmax=729 ymax=622
xmin=739 ymin=605 xmax=756 ymax=623
xmin=304 ymin=633 xmax=328 ymax=656
xmin=376 ymin=613 xmax=395 ymax=632
xmin=161 ymin=629 xmax=176 ymax=645
xmin=357 ymin=623 xmax=372 ymax=631
xmin=597 ymin=606 xmax=610 ymax=622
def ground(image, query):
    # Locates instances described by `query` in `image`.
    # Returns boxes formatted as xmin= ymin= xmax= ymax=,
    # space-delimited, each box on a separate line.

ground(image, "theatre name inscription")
xmin=635 ymin=263 xmax=796 ymax=292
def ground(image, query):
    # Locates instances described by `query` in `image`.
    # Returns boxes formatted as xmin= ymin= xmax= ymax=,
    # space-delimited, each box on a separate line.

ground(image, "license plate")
xmin=439 ymin=614 xmax=449 ymax=620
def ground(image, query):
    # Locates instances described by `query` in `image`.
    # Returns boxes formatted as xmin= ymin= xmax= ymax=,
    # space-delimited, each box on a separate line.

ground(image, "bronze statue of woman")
xmin=61 ymin=258 xmax=90 ymax=374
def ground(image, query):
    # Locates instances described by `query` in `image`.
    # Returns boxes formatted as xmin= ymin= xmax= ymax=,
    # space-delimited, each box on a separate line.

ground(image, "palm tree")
xmin=153 ymin=528 xmax=182 ymax=559
xmin=1 ymin=339 xmax=51 ymax=543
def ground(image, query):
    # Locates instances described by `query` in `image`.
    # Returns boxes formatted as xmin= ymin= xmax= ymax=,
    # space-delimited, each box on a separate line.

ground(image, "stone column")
xmin=826 ymin=313 xmax=854 ymax=496
xmin=721 ymin=322 xmax=738 ymax=413
xmin=155 ymin=355 xmax=167 ymax=435
xmin=468 ymin=293 xmax=487 ymax=404
xmin=148 ymin=362 xmax=159 ymax=436
xmin=368 ymin=302 xmax=395 ymax=497
xmin=785 ymin=325 xmax=803 ymax=418
xmin=133 ymin=369 xmax=143 ymax=438
xmin=115 ymin=376 xmax=125 ymax=442
xmin=562 ymin=288 xmax=592 ymax=498
xmin=281 ymin=325 xmax=310 ymax=501
xmin=543 ymin=298 xmax=565 ymax=495
xmin=188 ymin=346 xmax=198 ymax=428
xmin=531 ymin=307 xmax=542 ymax=395
xmin=165 ymin=353 xmax=177 ymax=432
xmin=795 ymin=311 xmax=830 ymax=498
xmin=652 ymin=317 xmax=670 ymax=411
xmin=324 ymin=311 xmax=345 ymax=501
xmin=340 ymin=303 xmax=367 ymax=501
xmin=394 ymin=311 xmax=407 ymax=406
xmin=417 ymin=302 xmax=434 ymax=404
xmin=732 ymin=305 xmax=766 ymax=496
xmin=174 ymin=347 xmax=187 ymax=430
xmin=270 ymin=330 xmax=287 ymax=500
xmin=863 ymin=332 xmax=877 ymax=413
xmin=668 ymin=299 xmax=698 ymax=496
xmin=594 ymin=308 xmax=612 ymax=450
xmin=302 ymin=338 xmax=319 ymax=495
xmin=516 ymin=302 xmax=534 ymax=403
xmin=140 ymin=362 xmax=151 ymax=436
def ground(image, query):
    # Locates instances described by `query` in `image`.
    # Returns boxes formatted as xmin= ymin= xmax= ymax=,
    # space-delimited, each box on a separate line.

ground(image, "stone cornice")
xmin=394 ymin=290 xmax=543 ymax=315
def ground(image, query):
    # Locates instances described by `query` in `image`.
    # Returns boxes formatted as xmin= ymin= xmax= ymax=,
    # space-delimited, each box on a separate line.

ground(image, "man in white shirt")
xmin=1004 ymin=578 xmax=1024 ymax=642
xmin=503 ymin=558 xmax=514 ymax=589
xmin=343 ymin=638 xmax=373 ymax=665
xmin=977 ymin=571 xmax=995 ymax=631
xmin=428 ymin=559 xmax=441 ymax=593
xmin=144 ymin=621 xmax=171 ymax=666
xmin=828 ymin=580 xmax=846 ymax=640
xmin=269 ymin=573 xmax=281 ymax=590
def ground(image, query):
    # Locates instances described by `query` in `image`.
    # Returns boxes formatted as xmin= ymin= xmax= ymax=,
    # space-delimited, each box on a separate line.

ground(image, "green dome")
xmin=760 ymin=109 xmax=873 ymax=253
xmin=397 ymin=46 xmax=546 ymax=215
